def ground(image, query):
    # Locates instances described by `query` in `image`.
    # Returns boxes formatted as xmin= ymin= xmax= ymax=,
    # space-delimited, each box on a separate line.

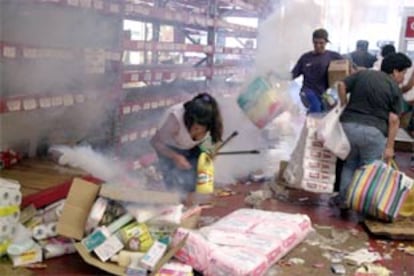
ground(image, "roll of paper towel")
xmin=32 ymin=224 xmax=48 ymax=241
xmin=47 ymin=222 xmax=58 ymax=237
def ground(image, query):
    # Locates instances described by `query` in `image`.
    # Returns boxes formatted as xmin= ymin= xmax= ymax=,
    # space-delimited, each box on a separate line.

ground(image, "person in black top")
xmin=349 ymin=40 xmax=377 ymax=69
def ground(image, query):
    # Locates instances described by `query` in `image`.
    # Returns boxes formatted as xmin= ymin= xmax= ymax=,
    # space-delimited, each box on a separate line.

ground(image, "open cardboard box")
xmin=57 ymin=178 xmax=195 ymax=276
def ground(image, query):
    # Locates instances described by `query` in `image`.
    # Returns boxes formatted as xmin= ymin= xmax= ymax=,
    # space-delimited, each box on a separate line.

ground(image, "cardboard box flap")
xmin=75 ymin=243 xmax=125 ymax=276
xmin=99 ymin=184 xmax=180 ymax=205
xmin=57 ymin=178 xmax=100 ymax=240
xmin=328 ymin=59 xmax=350 ymax=71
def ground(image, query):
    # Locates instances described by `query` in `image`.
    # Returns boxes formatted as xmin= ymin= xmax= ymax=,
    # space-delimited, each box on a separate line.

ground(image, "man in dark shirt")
xmin=336 ymin=53 xmax=412 ymax=210
xmin=349 ymin=40 xmax=377 ymax=69
xmin=292 ymin=28 xmax=342 ymax=113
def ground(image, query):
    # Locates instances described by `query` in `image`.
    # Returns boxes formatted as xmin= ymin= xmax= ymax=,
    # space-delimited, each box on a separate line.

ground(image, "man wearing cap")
xmin=292 ymin=28 xmax=343 ymax=113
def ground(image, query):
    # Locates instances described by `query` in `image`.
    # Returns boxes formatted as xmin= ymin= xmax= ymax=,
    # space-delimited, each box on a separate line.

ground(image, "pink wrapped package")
xmin=206 ymin=246 xmax=269 ymax=276
xmin=172 ymin=209 xmax=312 ymax=276
xmin=172 ymin=228 xmax=215 ymax=272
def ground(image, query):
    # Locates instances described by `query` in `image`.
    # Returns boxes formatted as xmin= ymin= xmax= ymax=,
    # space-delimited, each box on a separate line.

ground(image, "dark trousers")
xmin=334 ymin=158 xmax=344 ymax=192
xmin=157 ymin=146 xmax=201 ymax=193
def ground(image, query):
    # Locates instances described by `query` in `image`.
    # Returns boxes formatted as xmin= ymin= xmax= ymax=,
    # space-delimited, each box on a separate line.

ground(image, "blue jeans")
xmin=339 ymin=122 xmax=386 ymax=203
xmin=157 ymin=146 xmax=201 ymax=193
xmin=300 ymin=89 xmax=324 ymax=113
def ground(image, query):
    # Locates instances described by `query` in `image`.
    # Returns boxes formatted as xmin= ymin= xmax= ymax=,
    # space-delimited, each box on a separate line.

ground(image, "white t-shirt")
xmin=158 ymin=104 xmax=209 ymax=150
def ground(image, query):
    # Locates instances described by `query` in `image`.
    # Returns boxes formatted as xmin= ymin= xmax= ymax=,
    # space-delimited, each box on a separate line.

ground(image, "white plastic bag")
xmin=317 ymin=105 xmax=350 ymax=160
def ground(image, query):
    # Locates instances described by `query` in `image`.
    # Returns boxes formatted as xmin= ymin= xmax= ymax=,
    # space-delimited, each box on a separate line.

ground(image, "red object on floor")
xmin=21 ymin=175 xmax=102 ymax=209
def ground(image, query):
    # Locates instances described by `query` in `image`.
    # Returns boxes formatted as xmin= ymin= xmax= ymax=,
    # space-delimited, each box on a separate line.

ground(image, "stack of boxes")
xmin=283 ymin=115 xmax=337 ymax=193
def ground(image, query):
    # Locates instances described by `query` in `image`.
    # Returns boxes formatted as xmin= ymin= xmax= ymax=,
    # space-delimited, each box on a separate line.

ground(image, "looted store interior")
xmin=0 ymin=0 xmax=414 ymax=275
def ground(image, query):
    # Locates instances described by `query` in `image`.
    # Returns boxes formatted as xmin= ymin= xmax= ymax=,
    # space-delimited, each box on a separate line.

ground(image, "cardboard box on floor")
xmin=57 ymin=177 xmax=191 ymax=276
xmin=328 ymin=59 xmax=351 ymax=88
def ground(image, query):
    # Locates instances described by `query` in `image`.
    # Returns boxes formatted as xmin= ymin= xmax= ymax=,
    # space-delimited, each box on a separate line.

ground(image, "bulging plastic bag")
xmin=316 ymin=105 xmax=350 ymax=160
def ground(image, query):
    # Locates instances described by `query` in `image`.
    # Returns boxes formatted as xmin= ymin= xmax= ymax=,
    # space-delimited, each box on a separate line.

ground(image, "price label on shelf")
xmin=93 ymin=0 xmax=103 ymax=10
xmin=143 ymin=102 xmax=150 ymax=110
xmin=158 ymin=99 xmax=165 ymax=107
xmin=143 ymin=72 xmax=152 ymax=82
xmin=122 ymin=106 xmax=131 ymax=115
xmin=79 ymin=0 xmax=92 ymax=8
xmin=3 ymin=46 xmax=17 ymax=58
xmin=67 ymin=0 xmax=79 ymax=7
xmin=121 ymin=135 xmax=129 ymax=144
xmin=129 ymin=132 xmax=138 ymax=141
xmin=51 ymin=96 xmax=63 ymax=107
xmin=23 ymin=48 xmax=37 ymax=59
xmin=141 ymin=130 xmax=149 ymax=138
xmin=75 ymin=94 xmax=85 ymax=103
xmin=109 ymin=4 xmax=120 ymax=13
xmin=23 ymin=98 xmax=37 ymax=111
xmin=125 ymin=4 xmax=133 ymax=13
xmin=154 ymin=72 xmax=162 ymax=81
xmin=149 ymin=128 xmax=157 ymax=136
xmin=151 ymin=101 xmax=158 ymax=109
xmin=130 ymin=73 xmax=140 ymax=82
xmin=6 ymin=100 xmax=21 ymax=112
xmin=132 ymin=104 xmax=141 ymax=113
xmin=63 ymin=94 xmax=75 ymax=106
xmin=39 ymin=97 xmax=52 ymax=108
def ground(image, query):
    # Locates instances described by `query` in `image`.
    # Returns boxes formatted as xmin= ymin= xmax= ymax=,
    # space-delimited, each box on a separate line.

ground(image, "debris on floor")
xmin=354 ymin=263 xmax=391 ymax=276
xmin=244 ymin=186 xmax=273 ymax=208
xmin=344 ymin=248 xmax=382 ymax=266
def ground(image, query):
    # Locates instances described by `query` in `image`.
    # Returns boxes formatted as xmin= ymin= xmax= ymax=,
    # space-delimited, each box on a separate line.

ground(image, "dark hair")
xmin=356 ymin=40 xmax=368 ymax=51
xmin=183 ymin=93 xmax=223 ymax=143
xmin=312 ymin=28 xmax=329 ymax=42
xmin=381 ymin=52 xmax=412 ymax=74
xmin=381 ymin=44 xmax=396 ymax=58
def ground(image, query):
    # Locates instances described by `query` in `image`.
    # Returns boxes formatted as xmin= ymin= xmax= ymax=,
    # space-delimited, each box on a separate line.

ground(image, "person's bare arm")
xmin=150 ymin=115 xmax=191 ymax=169
xmin=337 ymin=81 xmax=348 ymax=107
xmin=383 ymin=112 xmax=399 ymax=162
xmin=401 ymin=70 xmax=414 ymax=93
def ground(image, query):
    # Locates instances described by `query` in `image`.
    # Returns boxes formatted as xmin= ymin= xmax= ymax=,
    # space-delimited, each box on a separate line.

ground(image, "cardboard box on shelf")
xmin=57 ymin=178 xmax=193 ymax=276
xmin=328 ymin=59 xmax=350 ymax=88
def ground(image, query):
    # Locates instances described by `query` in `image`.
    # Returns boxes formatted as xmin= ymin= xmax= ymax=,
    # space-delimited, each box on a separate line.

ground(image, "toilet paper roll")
xmin=32 ymin=224 xmax=48 ymax=241
xmin=0 ymin=222 xmax=11 ymax=239
xmin=8 ymin=190 xmax=22 ymax=206
xmin=0 ymin=189 xmax=10 ymax=207
xmin=47 ymin=222 xmax=58 ymax=238
xmin=7 ymin=239 xmax=35 ymax=256
xmin=85 ymin=197 xmax=108 ymax=233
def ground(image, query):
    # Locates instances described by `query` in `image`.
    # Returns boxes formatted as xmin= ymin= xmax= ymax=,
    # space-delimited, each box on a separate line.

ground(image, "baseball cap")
xmin=312 ymin=28 xmax=330 ymax=42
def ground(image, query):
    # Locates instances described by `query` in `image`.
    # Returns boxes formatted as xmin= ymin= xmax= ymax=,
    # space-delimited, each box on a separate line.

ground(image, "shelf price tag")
xmin=129 ymin=132 xmax=138 ymax=141
xmin=75 ymin=94 xmax=85 ymax=103
xmin=67 ymin=0 xmax=79 ymax=7
xmin=109 ymin=4 xmax=120 ymax=13
xmin=80 ymin=0 xmax=92 ymax=8
xmin=51 ymin=96 xmax=63 ymax=107
xmin=3 ymin=46 xmax=16 ymax=58
xmin=23 ymin=98 xmax=37 ymax=111
xmin=121 ymin=135 xmax=129 ymax=144
xmin=6 ymin=100 xmax=21 ymax=112
xmin=23 ymin=48 xmax=37 ymax=59
xmin=63 ymin=94 xmax=74 ymax=106
xmin=93 ymin=0 xmax=103 ymax=10
xmin=151 ymin=101 xmax=158 ymax=109
xmin=39 ymin=97 xmax=52 ymax=108
xmin=154 ymin=72 xmax=162 ymax=81
xmin=141 ymin=130 xmax=149 ymax=138
xmin=122 ymin=106 xmax=131 ymax=115
xmin=143 ymin=72 xmax=152 ymax=82
xmin=132 ymin=104 xmax=141 ymax=113
xmin=143 ymin=102 xmax=150 ymax=110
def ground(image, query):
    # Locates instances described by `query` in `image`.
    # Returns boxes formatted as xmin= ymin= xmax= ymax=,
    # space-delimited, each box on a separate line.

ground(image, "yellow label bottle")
xmin=195 ymin=152 xmax=214 ymax=194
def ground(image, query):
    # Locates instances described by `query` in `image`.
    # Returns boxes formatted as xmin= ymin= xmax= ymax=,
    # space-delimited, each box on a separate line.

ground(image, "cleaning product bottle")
xmin=195 ymin=152 xmax=214 ymax=194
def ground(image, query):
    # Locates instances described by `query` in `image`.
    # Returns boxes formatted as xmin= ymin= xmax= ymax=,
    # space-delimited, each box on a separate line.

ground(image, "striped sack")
xmin=346 ymin=160 xmax=414 ymax=222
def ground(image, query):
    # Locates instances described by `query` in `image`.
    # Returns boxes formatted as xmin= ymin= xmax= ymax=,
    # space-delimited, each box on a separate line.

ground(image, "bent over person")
xmin=336 ymin=53 xmax=412 ymax=210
